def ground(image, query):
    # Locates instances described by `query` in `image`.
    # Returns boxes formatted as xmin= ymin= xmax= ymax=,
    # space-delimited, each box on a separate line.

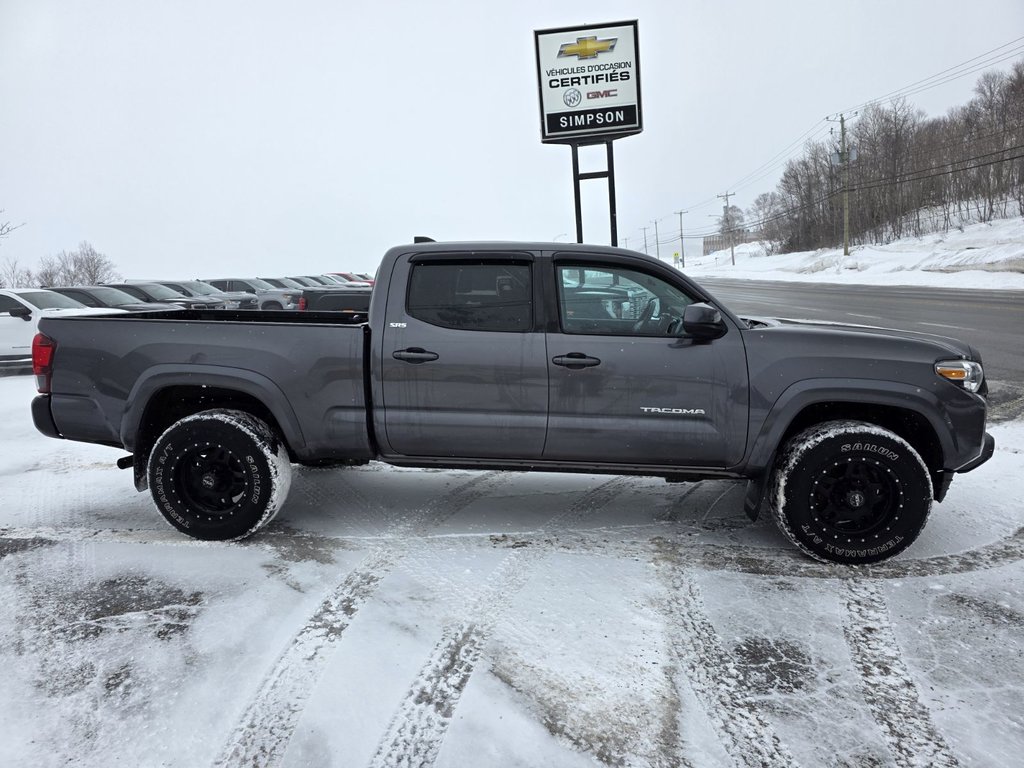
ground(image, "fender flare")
xmin=120 ymin=364 xmax=307 ymax=455
xmin=742 ymin=378 xmax=953 ymax=473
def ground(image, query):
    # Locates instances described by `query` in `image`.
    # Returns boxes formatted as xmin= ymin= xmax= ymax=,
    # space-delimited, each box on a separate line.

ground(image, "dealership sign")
xmin=534 ymin=20 xmax=642 ymax=144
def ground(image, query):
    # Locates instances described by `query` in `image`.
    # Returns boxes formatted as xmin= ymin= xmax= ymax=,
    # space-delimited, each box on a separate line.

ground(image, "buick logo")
xmin=563 ymin=88 xmax=582 ymax=108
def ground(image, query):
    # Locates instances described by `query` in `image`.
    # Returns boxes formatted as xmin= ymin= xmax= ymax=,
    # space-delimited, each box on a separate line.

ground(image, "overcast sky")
xmin=2 ymin=0 xmax=1022 ymax=277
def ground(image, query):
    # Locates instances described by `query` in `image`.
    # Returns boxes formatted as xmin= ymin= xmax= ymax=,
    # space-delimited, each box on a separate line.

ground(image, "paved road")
xmin=700 ymin=277 xmax=1024 ymax=385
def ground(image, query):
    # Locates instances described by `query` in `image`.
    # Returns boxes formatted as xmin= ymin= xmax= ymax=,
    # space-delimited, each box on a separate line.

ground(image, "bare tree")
xmin=37 ymin=241 xmax=120 ymax=286
xmin=743 ymin=56 xmax=1024 ymax=255
xmin=33 ymin=255 xmax=64 ymax=287
xmin=747 ymin=192 xmax=784 ymax=253
xmin=718 ymin=205 xmax=745 ymax=236
xmin=0 ymin=209 xmax=24 ymax=244
xmin=1 ymin=256 xmax=34 ymax=289
xmin=70 ymin=241 xmax=119 ymax=284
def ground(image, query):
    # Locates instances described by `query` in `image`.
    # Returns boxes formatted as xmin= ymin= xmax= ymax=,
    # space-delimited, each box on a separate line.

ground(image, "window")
xmin=407 ymin=261 xmax=532 ymax=332
xmin=16 ymin=291 xmax=86 ymax=310
xmin=59 ymin=290 xmax=98 ymax=307
xmin=556 ymin=264 xmax=696 ymax=336
xmin=0 ymin=295 xmax=23 ymax=313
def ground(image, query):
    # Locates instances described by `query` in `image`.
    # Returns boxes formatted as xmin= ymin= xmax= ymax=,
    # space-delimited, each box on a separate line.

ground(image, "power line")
xmin=839 ymin=37 xmax=1024 ymax=114
xmin=626 ymin=40 xmax=1024 ymax=249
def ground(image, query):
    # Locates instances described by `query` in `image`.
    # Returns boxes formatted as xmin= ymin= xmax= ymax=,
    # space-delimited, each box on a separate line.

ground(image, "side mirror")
xmin=10 ymin=306 xmax=32 ymax=321
xmin=682 ymin=302 xmax=726 ymax=341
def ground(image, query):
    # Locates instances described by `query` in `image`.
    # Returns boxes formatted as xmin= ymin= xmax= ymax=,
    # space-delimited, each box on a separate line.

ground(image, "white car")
xmin=0 ymin=288 xmax=125 ymax=370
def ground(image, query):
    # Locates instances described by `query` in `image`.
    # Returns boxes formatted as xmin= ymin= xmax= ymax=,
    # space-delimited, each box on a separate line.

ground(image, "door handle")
xmin=393 ymin=347 xmax=439 ymax=363
xmin=552 ymin=352 xmax=601 ymax=370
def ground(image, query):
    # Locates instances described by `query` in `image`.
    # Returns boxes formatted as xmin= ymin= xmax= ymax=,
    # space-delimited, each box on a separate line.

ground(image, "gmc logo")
xmin=587 ymin=89 xmax=618 ymax=100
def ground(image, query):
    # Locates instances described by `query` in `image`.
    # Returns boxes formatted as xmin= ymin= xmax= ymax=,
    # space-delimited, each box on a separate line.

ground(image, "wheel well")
xmin=780 ymin=402 xmax=943 ymax=474
xmin=135 ymin=386 xmax=291 ymax=467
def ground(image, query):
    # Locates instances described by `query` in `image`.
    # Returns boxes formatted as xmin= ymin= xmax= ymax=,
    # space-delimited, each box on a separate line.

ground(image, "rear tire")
xmin=148 ymin=409 xmax=292 ymax=541
xmin=768 ymin=420 xmax=933 ymax=564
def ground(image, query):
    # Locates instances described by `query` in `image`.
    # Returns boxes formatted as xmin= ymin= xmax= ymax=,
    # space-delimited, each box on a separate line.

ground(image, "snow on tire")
xmin=769 ymin=420 xmax=933 ymax=565
xmin=148 ymin=409 xmax=293 ymax=541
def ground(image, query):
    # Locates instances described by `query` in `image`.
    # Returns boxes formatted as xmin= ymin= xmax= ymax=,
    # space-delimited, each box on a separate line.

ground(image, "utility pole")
xmin=717 ymin=191 xmax=735 ymax=266
xmin=652 ymin=220 xmax=660 ymax=260
xmin=623 ymin=237 xmax=629 ymax=249
xmin=641 ymin=226 xmax=649 ymax=254
xmin=828 ymin=112 xmax=857 ymax=256
xmin=674 ymin=210 xmax=688 ymax=267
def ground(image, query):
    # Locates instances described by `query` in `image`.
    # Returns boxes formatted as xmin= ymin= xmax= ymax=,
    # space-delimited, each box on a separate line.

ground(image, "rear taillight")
xmin=298 ymin=297 xmax=307 ymax=311
xmin=32 ymin=333 xmax=56 ymax=393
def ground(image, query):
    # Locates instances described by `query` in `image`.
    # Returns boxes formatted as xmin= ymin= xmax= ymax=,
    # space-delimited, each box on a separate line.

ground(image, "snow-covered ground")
xmin=2 ymin=371 xmax=1023 ymax=766
xmin=685 ymin=216 xmax=1024 ymax=290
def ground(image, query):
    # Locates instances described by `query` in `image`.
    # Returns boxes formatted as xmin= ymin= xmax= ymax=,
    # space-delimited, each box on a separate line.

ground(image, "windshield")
xmin=273 ymin=277 xmax=304 ymax=289
xmin=84 ymin=287 xmax=142 ymax=306
xmin=16 ymin=291 xmax=88 ymax=309
xmin=180 ymin=280 xmax=219 ymax=295
xmin=134 ymin=283 xmax=187 ymax=300
xmin=247 ymin=278 xmax=276 ymax=290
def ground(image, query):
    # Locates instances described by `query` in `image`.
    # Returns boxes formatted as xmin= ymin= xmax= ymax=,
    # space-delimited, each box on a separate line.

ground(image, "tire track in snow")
xmin=649 ymin=525 xmax=1024 ymax=580
xmin=843 ymin=579 xmax=961 ymax=767
xmin=654 ymin=565 xmax=799 ymax=767
xmin=5 ymin=518 xmax=1024 ymax=581
xmin=368 ymin=476 xmax=635 ymax=768
xmin=214 ymin=471 xmax=507 ymax=768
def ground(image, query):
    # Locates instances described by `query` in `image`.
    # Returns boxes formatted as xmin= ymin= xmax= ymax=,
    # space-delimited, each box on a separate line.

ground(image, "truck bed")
xmin=38 ymin=309 xmax=373 ymax=463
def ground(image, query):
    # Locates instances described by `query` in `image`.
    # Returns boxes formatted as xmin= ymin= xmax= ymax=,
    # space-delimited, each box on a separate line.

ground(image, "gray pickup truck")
xmin=30 ymin=241 xmax=994 ymax=564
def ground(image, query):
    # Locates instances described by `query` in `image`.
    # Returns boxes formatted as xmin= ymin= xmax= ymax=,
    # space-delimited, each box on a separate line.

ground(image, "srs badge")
xmin=558 ymin=36 xmax=617 ymax=59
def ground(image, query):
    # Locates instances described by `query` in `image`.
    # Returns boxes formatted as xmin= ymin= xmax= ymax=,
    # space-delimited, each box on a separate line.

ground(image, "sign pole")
xmin=571 ymin=144 xmax=584 ymax=243
xmin=606 ymin=140 xmax=618 ymax=247
xmin=571 ymin=140 xmax=618 ymax=245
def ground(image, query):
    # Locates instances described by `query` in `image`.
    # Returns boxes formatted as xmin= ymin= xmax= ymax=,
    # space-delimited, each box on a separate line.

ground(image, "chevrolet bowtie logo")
xmin=558 ymin=36 xmax=617 ymax=60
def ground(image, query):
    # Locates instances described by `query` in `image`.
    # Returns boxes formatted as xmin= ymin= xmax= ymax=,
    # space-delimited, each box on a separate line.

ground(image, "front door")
xmin=379 ymin=254 xmax=549 ymax=460
xmin=543 ymin=260 xmax=748 ymax=467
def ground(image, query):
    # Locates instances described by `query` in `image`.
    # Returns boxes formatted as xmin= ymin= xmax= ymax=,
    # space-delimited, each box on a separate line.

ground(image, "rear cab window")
xmin=406 ymin=260 xmax=534 ymax=332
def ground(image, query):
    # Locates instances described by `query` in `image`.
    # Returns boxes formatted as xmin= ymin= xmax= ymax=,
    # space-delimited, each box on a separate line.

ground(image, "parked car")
xmin=318 ymin=274 xmax=372 ymax=288
xmin=284 ymin=276 xmax=322 ymax=287
xmin=330 ymin=271 xmax=376 ymax=286
xmin=203 ymin=278 xmax=299 ymax=310
xmin=260 ymin=277 xmax=307 ymax=290
xmin=297 ymin=287 xmax=371 ymax=314
xmin=107 ymin=282 xmax=226 ymax=310
xmin=158 ymin=280 xmax=258 ymax=310
xmin=48 ymin=285 xmax=184 ymax=312
xmin=0 ymin=288 xmax=124 ymax=370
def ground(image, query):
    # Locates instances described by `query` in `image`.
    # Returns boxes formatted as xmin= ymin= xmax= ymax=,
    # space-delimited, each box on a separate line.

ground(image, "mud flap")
xmin=133 ymin=454 xmax=148 ymax=492
xmin=743 ymin=476 xmax=765 ymax=521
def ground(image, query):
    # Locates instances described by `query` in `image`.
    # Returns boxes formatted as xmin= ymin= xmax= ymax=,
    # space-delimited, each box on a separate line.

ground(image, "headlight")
xmin=935 ymin=359 xmax=984 ymax=393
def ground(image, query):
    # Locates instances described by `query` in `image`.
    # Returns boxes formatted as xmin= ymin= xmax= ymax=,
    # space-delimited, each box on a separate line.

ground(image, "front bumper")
xmin=957 ymin=432 xmax=995 ymax=474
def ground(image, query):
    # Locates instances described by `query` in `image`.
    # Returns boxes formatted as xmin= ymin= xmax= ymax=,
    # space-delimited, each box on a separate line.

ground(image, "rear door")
xmin=543 ymin=257 xmax=749 ymax=467
xmin=379 ymin=252 xmax=549 ymax=459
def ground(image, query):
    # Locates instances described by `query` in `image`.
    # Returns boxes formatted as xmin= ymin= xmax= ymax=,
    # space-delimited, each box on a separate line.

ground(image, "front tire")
xmin=769 ymin=420 xmax=933 ymax=564
xmin=148 ymin=409 xmax=293 ymax=541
